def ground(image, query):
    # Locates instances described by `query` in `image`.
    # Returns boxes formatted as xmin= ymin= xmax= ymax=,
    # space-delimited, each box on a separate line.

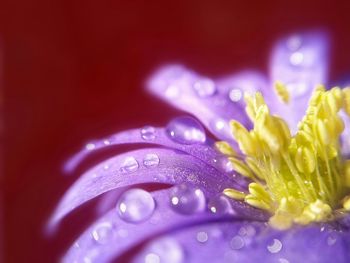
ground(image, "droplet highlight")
xmin=143 ymin=153 xmax=160 ymax=167
xmin=193 ymin=78 xmax=216 ymax=97
xmin=208 ymin=195 xmax=231 ymax=215
xmin=117 ymin=189 xmax=155 ymax=223
xmin=230 ymin=235 xmax=245 ymax=250
xmin=141 ymin=126 xmax=156 ymax=140
xmin=120 ymin=157 xmax=139 ymax=173
xmin=169 ymin=184 xmax=206 ymax=215
xmin=229 ymin=88 xmax=242 ymax=102
xmin=267 ymin=239 xmax=282 ymax=253
xmin=91 ymin=222 xmax=113 ymax=245
xmin=196 ymin=231 xmax=208 ymax=243
xmin=166 ymin=116 xmax=206 ymax=144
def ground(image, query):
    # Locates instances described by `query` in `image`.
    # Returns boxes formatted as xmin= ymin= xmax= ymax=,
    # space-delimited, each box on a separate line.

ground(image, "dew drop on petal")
xmin=117 ymin=189 xmax=155 ymax=223
xmin=196 ymin=231 xmax=209 ymax=243
xmin=193 ymin=78 xmax=216 ymax=97
xmin=165 ymin=84 xmax=180 ymax=99
xmin=103 ymin=139 xmax=111 ymax=145
xmin=143 ymin=153 xmax=160 ymax=167
xmin=238 ymin=227 xmax=247 ymax=236
xmin=286 ymin=82 xmax=308 ymax=98
xmin=169 ymin=184 xmax=206 ymax=215
xmin=286 ymin=35 xmax=302 ymax=51
xmin=279 ymin=258 xmax=290 ymax=263
xmin=91 ymin=222 xmax=113 ymax=245
xmin=142 ymin=237 xmax=184 ymax=263
xmin=327 ymin=234 xmax=337 ymax=246
xmin=230 ymin=235 xmax=245 ymax=250
xmin=289 ymin=51 xmax=304 ymax=66
xmin=120 ymin=157 xmax=139 ymax=173
xmin=208 ymin=195 xmax=231 ymax=215
xmin=141 ymin=126 xmax=156 ymax=141
xmin=245 ymin=225 xmax=256 ymax=237
xmin=267 ymin=239 xmax=282 ymax=253
xmin=145 ymin=253 xmax=161 ymax=263
xmin=229 ymin=88 xmax=242 ymax=102
xmin=166 ymin=117 xmax=206 ymax=144
xmin=85 ymin=143 xmax=95 ymax=150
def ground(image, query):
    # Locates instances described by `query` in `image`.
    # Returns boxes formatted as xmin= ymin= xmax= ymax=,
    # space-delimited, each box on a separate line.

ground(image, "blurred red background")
xmin=4 ymin=0 xmax=350 ymax=262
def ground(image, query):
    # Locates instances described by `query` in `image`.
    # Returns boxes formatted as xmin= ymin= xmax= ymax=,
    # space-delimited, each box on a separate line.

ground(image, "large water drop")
xmin=166 ymin=117 xmax=206 ymax=144
xmin=117 ymin=189 xmax=155 ymax=223
xmin=169 ymin=183 xmax=206 ymax=215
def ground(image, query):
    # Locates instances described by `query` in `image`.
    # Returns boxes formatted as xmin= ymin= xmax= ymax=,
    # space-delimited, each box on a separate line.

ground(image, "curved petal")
xmin=269 ymin=31 xmax=330 ymax=132
xmin=62 ymin=189 xmax=266 ymax=263
xmin=48 ymin=148 xmax=246 ymax=230
xmin=63 ymin=127 xmax=222 ymax=174
xmin=133 ymin=221 xmax=349 ymax=263
xmin=147 ymin=65 xmax=253 ymax=141
xmin=340 ymin=111 xmax=350 ymax=157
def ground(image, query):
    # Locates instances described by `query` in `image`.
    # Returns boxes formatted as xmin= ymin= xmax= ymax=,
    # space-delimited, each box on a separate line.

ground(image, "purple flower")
xmin=48 ymin=31 xmax=350 ymax=263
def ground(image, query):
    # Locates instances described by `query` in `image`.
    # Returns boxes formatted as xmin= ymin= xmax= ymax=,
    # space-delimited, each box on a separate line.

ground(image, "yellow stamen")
xmin=221 ymin=85 xmax=350 ymax=229
xmin=274 ymin=81 xmax=290 ymax=103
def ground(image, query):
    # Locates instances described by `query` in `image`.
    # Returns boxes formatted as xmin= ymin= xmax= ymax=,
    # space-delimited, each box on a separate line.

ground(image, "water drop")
xmin=230 ymin=236 xmax=245 ymax=250
xmin=290 ymin=51 xmax=304 ymax=66
xmin=286 ymin=35 xmax=302 ymax=51
xmin=165 ymin=84 xmax=180 ymax=98
xmin=117 ymin=189 xmax=155 ymax=223
xmin=143 ymin=237 xmax=184 ymax=263
xmin=245 ymin=225 xmax=256 ymax=237
xmin=145 ymin=253 xmax=160 ymax=263
xmin=91 ymin=222 xmax=113 ymax=245
xmin=208 ymin=195 xmax=231 ymax=215
xmin=166 ymin=117 xmax=206 ymax=144
xmin=279 ymin=258 xmax=290 ymax=263
xmin=327 ymin=234 xmax=337 ymax=246
xmin=143 ymin=153 xmax=160 ymax=167
xmin=267 ymin=239 xmax=282 ymax=253
xmin=211 ymin=119 xmax=227 ymax=132
xmin=103 ymin=139 xmax=111 ymax=145
xmin=229 ymin=88 xmax=242 ymax=102
xmin=141 ymin=126 xmax=156 ymax=140
xmin=193 ymin=78 xmax=216 ymax=97
xmin=169 ymin=184 xmax=206 ymax=215
xmin=85 ymin=143 xmax=95 ymax=150
xmin=120 ymin=157 xmax=139 ymax=173
xmin=196 ymin=231 xmax=208 ymax=243
xmin=238 ymin=227 xmax=247 ymax=236
xmin=286 ymin=82 xmax=308 ymax=97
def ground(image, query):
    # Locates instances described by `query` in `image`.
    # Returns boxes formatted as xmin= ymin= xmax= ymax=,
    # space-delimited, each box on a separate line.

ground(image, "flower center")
xmin=217 ymin=83 xmax=350 ymax=229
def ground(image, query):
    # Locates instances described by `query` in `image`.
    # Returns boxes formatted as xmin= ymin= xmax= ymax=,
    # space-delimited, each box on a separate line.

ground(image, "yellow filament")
xmin=217 ymin=85 xmax=350 ymax=229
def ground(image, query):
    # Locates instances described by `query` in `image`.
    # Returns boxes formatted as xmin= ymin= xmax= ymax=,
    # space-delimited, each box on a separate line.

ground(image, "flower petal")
xmin=269 ymin=31 xmax=329 ymax=132
xmin=340 ymin=111 xmax=350 ymax=156
xmin=133 ymin=221 xmax=349 ymax=263
xmin=147 ymin=65 xmax=254 ymax=141
xmin=61 ymin=189 xmax=265 ymax=263
xmin=64 ymin=127 xmax=222 ymax=174
xmin=48 ymin=148 xmax=245 ymax=230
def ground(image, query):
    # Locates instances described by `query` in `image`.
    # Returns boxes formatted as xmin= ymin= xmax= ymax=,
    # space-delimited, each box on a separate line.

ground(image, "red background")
xmin=4 ymin=0 xmax=350 ymax=262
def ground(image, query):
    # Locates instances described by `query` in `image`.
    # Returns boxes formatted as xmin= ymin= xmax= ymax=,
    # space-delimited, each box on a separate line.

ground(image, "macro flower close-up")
xmin=47 ymin=32 xmax=350 ymax=263
xmin=6 ymin=2 xmax=350 ymax=263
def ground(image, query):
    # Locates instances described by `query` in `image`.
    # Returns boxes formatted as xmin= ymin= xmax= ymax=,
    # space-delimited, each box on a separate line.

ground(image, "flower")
xmin=48 ymin=31 xmax=350 ymax=263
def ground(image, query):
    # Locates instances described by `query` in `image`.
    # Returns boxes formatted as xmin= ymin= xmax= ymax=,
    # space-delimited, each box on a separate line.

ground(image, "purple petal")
xmin=48 ymin=148 xmax=244 ymax=230
xmin=269 ymin=31 xmax=329 ymax=132
xmin=133 ymin=221 xmax=349 ymax=263
xmin=147 ymin=65 xmax=255 ymax=141
xmin=340 ymin=111 xmax=350 ymax=157
xmin=64 ymin=126 xmax=223 ymax=174
xmin=62 ymin=189 xmax=265 ymax=263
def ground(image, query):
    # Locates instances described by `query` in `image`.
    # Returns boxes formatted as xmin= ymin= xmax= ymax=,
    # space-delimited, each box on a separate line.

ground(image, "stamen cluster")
xmin=218 ymin=83 xmax=350 ymax=229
